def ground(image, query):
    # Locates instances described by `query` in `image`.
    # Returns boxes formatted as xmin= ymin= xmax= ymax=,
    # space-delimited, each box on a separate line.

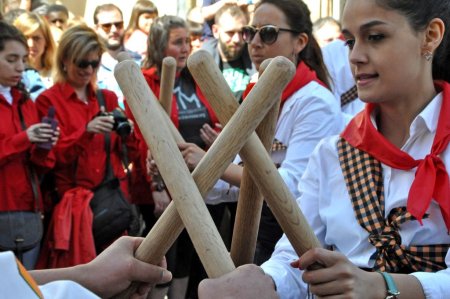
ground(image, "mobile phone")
xmin=37 ymin=106 xmax=58 ymax=150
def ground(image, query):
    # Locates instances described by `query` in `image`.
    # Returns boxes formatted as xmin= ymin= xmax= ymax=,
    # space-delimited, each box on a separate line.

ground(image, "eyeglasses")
xmin=242 ymin=25 xmax=300 ymax=45
xmin=99 ymin=21 xmax=124 ymax=33
xmin=77 ymin=59 xmax=100 ymax=69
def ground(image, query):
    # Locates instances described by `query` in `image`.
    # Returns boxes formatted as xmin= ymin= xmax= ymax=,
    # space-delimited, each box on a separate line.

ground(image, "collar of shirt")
xmin=0 ymin=84 xmax=12 ymax=105
xmin=368 ymin=91 xmax=443 ymax=153
xmin=59 ymin=82 xmax=96 ymax=104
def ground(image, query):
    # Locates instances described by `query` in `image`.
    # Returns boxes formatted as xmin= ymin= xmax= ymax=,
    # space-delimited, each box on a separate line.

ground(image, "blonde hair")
xmin=54 ymin=24 xmax=104 ymax=84
xmin=14 ymin=12 xmax=56 ymax=77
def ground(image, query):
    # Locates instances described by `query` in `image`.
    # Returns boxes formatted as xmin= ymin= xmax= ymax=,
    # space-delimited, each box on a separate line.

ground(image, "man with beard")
xmin=202 ymin=4 xmax=255 ymax=102
xmin=94 ymin=3 xmax=141 ymax=108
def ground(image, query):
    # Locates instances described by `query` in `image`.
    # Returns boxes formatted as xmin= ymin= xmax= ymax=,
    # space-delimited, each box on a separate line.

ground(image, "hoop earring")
xmin=424 ymin=51 xmax=433 ymax=61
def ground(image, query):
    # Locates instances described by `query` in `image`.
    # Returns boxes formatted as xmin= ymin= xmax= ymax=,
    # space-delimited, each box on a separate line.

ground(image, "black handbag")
xmin=90 ymin=178 xmax=131 ymax=249
xmin=90 ymin=90 xmax=132 ymax=250
xmin=0 ymin=105 xmax=44 ymax=261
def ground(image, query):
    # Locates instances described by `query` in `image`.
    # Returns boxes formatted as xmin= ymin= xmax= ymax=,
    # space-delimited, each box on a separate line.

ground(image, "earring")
xmin=424 ymin=51 xmax=433 ymax=61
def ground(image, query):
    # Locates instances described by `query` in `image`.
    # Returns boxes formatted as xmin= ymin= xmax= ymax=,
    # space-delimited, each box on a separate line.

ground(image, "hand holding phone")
xmin=36 ymin=106 xmax=58 ymax=150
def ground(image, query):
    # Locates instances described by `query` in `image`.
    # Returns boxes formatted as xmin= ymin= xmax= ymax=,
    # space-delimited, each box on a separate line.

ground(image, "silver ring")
xmin=34 ymin=127 xmax=40 ymax=135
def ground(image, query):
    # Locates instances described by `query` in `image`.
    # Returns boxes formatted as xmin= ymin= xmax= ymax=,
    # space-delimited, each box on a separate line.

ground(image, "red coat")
xmin=35 ymin=83 xmax=136 ymax=197
xmin=0 ymin=87 xmax=55 ymax=212
xmin=36 ymin=187 xmax=96 ymax=268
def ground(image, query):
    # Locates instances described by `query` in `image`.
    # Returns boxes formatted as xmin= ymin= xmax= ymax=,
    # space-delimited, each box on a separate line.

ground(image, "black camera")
xmin=99 ymin=108 xmax=132 ymax=137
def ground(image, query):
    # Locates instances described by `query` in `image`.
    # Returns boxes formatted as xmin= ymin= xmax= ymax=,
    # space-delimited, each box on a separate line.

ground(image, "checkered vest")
xmin=337 ymin=137 xmax=448 ymax=273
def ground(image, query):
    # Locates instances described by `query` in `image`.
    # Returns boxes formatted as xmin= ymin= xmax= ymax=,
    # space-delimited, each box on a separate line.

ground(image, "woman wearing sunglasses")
xmin=179 ymin=0 xmax=343 ymax=265
xmin=35 ymin=25 xmax=136 ymax=256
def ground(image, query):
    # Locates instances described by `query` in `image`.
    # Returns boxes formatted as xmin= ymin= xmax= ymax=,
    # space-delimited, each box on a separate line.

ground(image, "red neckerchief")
xmin=341 ymin=81 xmax=450 ymax=231
xmin=242 ymin=61 xmax=326 ymax=110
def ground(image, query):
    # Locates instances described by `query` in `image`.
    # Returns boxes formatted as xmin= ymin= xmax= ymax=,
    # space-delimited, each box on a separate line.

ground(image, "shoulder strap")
xmin=17 ymin=105 xmax=41 ymax=212
xmin=96 ymin=89 xmax=114 ymax=182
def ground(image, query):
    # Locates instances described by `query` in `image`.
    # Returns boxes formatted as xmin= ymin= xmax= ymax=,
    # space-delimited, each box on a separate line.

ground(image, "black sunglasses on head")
xmin=242 ymin=25 xmax=300 ymax=45
xmin=77 ymin=59 xmax=100 ymax=69
xmin=99 ymin=21 xmax=124 ymax=33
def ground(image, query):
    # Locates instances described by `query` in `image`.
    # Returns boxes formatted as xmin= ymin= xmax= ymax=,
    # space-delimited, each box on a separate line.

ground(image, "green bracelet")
xmin=377 ymin=271 xmax=400 ymax=299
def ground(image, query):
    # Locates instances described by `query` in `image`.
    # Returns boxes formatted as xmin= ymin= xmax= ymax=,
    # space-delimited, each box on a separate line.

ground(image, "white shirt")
xmin=0 ymin=251 xmax=99 ymax=299
xmin=206 ymin=81 xmax=344 ymax=204
xmin=97 ymin=51 xmax=141 ymax=109
xmin=262 ymin=92 xmax=450 ymax=299
xmin=0 ymin=84 xmax=12 ymax=104
xmin=321 ymin=39 xmax=365 ymax=123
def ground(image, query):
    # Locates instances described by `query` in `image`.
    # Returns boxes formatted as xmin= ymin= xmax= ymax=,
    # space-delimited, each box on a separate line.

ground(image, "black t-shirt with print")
xmin=174 ymin=76 xmax=211 ymax=149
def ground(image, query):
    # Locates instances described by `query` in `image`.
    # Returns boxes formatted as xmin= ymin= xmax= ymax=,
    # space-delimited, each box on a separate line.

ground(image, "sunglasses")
xmin=99 ymin=21 xmax=124 ymax=33
xmin=77 ymin=59 xmax=100 ymax=69
xmin=242 ymin=25 xmax=300 ymax=45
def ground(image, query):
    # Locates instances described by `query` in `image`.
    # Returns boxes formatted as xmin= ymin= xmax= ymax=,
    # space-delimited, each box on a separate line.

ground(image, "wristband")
xmin=377 ymin=271 xmax=400 ymax=299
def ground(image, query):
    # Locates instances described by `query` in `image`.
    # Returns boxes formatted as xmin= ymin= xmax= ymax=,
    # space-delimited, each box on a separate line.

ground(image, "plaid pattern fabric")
xmin=272 ymin=138 xmax=287 ymax=152
xmin=272 ymin=139 xmax=287 ymax=169
xmin=337 ymin=137 xmax=449 ymax=273
xmin=341 ymin=85 xmax=358 ymax=107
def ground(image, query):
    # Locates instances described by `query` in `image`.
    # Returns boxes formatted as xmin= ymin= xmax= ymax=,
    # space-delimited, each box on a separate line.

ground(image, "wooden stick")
xmin=230 ymin=58 xmax=279 ymax=266
xmin=115 ymin=61 xmax=235 ymax=278
xmin=113 ymin=56 xmax=293 ymax=297
xmin=187 ymin=51 xmax=322 ymax=259
xmin=159 ymin=57 xmax=176 ymax=115
xmin=117 ymin=51 xmax=132 ymax=62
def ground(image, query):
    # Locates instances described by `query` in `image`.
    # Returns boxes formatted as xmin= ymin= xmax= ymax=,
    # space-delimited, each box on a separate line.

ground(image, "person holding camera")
xmin=35 ymin=25 xmax=137 ymax=263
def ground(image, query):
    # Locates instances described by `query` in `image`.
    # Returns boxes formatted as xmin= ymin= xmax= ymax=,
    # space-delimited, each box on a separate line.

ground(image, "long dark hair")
xmin=255 ymin=0 xmax=331 ymax=89
xmin=374 ymin=0 xmax=450 ymax=82
xmin=0 ymin=21 xmax=29 ymax=101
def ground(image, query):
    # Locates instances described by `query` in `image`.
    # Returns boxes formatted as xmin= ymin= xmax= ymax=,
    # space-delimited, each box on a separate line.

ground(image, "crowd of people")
xmin=0 ymin=0 xmax=449 ymax=298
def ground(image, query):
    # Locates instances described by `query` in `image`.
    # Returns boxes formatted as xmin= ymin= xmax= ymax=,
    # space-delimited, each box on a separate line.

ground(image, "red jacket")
xmin=0 ymin=87 xmax=55 ymax=212
xmin=36 ymin=187 xmax=96 ymax=268
xmin=35 ymin=83 xmax=136 ymax=197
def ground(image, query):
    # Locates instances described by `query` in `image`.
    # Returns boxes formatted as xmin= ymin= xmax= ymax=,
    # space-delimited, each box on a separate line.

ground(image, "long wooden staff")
xmin=187 ymin=51 xmax=322 ymax=260
xmin=113 ymin=56 xmax=294 ymax=298
xmin=230 ymin=59 xmax=280 ymax=265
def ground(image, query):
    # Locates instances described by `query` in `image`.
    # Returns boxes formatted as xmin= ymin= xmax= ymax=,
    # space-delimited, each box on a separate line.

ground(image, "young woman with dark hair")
xmin=0 ymin=21 xmax=58 ymax=269
xmin=198 ymin=0 xmax=450 ymax=298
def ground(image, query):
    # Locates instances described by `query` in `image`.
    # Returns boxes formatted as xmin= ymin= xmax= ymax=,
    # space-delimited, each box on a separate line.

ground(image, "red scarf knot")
xmin=342 ymin=81 xmax=450 ymax=231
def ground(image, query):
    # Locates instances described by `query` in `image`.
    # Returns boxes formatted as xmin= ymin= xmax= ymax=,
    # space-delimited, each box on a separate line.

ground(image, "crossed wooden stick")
xmin=113 ymin=50 xmax=321 ymax=298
